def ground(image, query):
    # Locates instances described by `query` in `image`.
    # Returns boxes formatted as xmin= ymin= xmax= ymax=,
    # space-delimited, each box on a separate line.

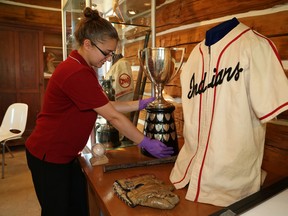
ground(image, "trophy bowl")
xmin=139 ymin=47 xmax=185 ymax=157
xmin=139 ymin=47 xmax=185 ymax=109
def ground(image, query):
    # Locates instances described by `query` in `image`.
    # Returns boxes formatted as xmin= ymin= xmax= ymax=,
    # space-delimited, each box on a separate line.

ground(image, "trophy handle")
xmin=169 ymin=47 xmax=186 ymax=81
xmin=138 ymin=48 xmax=157 ymax=84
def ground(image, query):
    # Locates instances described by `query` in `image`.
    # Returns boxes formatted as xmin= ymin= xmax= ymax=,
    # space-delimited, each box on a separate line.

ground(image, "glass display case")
xmin=61 ymin=0 xmax=170 ymax=59
xmin=61 ymin=0 xmax=91 ymax=60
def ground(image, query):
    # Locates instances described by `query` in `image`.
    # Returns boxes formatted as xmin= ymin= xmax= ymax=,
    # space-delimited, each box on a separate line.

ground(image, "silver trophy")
xmin=139 ymin=47 xmax=185 ymax=157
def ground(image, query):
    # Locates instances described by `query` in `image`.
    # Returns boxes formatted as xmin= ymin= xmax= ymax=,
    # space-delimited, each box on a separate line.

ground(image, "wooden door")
xmin=0 ymin=25 xmax=43 ymax=139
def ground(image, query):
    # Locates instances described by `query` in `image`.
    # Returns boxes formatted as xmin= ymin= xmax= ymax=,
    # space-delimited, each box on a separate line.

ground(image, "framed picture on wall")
xmin=43 ymin=46 xmax=63 ymax=78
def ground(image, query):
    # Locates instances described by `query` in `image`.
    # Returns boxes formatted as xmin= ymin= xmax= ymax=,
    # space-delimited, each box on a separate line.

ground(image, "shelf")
xmin=43 ymin=46 xmax=62 ymax=53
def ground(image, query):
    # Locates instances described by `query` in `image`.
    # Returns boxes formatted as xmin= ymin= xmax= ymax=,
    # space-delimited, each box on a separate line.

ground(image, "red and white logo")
xmin=118 ymin=73 xmax=131 ymax=88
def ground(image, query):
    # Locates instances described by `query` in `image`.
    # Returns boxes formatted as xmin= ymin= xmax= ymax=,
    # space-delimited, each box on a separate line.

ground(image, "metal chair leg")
xmin=1 ymin=140 xmax=17 ymax=179
xmin=2 ymin=142 xmax=5 ymax=179
xmin=5 ymin=145 xmax=14 ymax=158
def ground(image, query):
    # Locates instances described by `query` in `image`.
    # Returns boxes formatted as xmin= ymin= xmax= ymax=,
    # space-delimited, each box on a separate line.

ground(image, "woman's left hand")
xmin=139 ymin=97 xmax=155 ymax=110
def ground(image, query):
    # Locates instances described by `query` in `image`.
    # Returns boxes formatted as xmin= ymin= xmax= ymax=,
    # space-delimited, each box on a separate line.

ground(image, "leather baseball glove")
xmin=113 ymin=174 xmax=179 ymax=209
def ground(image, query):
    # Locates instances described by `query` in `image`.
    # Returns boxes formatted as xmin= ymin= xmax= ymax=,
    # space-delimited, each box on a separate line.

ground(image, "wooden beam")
xmin=0 ymin=3 xmax=61 ymax=31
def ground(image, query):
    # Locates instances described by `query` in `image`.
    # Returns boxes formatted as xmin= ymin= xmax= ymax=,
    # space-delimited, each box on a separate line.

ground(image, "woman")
xmin=25 ymin=7 xmax=174 ymax=216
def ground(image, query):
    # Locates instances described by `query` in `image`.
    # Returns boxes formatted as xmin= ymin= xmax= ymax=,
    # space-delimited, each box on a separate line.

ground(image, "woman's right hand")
xmin=139 ymin=136 xmax=174 ymax=158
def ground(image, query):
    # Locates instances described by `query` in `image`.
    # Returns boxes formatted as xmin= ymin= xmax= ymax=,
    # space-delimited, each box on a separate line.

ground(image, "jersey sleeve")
xmin=248 ymin=36 xmax=288 ymax=123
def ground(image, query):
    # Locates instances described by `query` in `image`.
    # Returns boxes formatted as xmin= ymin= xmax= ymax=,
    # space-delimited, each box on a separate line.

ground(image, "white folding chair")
xmin=0 ymin=103 xmax=28 ymax=178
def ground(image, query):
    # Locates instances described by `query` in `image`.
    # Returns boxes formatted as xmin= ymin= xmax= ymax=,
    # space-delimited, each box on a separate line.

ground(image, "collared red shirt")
xmin=26 ymin=50 xmax=109 ymax=163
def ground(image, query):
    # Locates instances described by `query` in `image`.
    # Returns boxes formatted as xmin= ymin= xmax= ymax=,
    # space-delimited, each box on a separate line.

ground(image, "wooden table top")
xmin=79 ymin=144 xmax=222 ymax=216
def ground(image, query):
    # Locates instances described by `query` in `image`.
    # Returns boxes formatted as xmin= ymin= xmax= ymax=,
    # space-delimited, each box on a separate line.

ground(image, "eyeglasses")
xmin=90 ymin=40 xmax=115 ymax=58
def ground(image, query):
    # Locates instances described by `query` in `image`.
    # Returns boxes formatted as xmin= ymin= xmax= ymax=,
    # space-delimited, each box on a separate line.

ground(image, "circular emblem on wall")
xmin=118 ymin=73 xmax=131 ymax=88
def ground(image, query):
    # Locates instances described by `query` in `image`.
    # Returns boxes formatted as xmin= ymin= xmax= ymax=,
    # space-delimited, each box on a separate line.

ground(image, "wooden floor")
xmin=0 ymin=145 xmax=41 ymax=216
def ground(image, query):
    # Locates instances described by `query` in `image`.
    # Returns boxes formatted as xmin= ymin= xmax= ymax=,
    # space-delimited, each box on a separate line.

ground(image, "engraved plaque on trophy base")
xmin=142 ymin=106 xmax=179 ymax=157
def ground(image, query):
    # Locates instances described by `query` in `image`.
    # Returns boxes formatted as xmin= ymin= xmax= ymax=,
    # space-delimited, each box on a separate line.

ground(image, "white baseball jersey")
xmin=170 ymin=22 xmax=288 ymax=207
xmin=105 ymin=58 xmax=134 ymax=101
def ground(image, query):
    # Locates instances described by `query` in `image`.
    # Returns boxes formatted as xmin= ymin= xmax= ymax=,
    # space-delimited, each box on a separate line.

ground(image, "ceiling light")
xmin=127 ymin=10 xmax=137 ymax=15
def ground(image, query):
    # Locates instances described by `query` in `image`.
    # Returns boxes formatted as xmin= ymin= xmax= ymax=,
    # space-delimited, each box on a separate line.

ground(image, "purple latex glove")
xmin=139 ymin=97 xmax=155 ymax=110
xmin=139 ymin=136 xmax=174 ymax=158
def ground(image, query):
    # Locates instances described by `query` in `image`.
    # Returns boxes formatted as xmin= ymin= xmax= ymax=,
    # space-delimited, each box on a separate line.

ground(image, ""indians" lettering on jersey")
xmin=187 ymin=62 xmax=244 ymax=98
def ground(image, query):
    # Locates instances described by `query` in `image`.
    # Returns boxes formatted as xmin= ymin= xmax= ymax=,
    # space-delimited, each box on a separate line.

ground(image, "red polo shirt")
xmin=26 ymin=50 xmax=109 ymax=163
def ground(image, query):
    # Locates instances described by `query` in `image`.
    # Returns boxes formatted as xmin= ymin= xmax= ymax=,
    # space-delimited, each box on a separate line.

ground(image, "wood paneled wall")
xmin=0 ymin=1 xmax=62 ymax=52
xmin=0 ymin=0 xmax=61 ymax=30
xmin=0 ymin=1 xmax=63 ymax=70
xmin=0 ymin=1 xmax=62 ymax=142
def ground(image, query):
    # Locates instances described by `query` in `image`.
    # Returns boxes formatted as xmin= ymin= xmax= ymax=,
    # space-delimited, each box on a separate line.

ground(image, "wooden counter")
xmin=79 ymin=144 xmax=222 ymax=216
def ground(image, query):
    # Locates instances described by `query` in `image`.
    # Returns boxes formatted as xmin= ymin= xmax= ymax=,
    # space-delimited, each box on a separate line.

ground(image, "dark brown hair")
xmin=74 ymin=7 xmax=119 ymax=46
